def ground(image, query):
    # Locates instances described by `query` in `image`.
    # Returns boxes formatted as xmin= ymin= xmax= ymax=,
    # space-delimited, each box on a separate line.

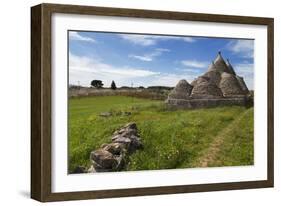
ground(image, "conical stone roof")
xmin=219 ymin=72 xmax=244 ymax=96
xmin=168 ymin=79 xmax=193 ymax=100
xmin=202 ymin=70 xmax=221 ymax=86
xmin=213 ymin=52 xmax=232 ymax=74
xmin=191 ymin=76 xmax=209 ymax=87
xmin=191 ymin=77 xmax=223 ymax=99
xmin=207 ymin=61 xmax=217 ymax=72
xmin=167 ymin=51 xmax=250 ymax=104
xmin=236 ymin=75 xmax=249 ymax=94
xmin=226 ymin=59 xmax=236 ymax=75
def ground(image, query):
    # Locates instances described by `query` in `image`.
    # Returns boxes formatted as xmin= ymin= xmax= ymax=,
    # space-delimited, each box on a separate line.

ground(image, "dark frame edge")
xmin=43 ymin=180 xmax=272 ymax=202
xmin=267 ymin=19 xmax=274 ymax=187
xmin=41 ymin=3 xmax=273 ymax=25
xmin=31 ymin=4 xmax=53 ymax=202
xmin=31 ymin=4 xmax=43 ymax=202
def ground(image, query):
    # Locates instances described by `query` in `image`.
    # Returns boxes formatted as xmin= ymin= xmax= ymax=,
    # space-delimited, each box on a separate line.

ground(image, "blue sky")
xmin=69 ymin=31 xmax=254 ymax=89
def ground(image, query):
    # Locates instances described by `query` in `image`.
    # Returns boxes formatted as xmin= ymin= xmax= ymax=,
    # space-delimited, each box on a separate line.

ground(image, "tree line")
xmin=90 ymin=79 xmax=173 ymax=90
xmin=91 ymin=80 xmax=116 ymax=90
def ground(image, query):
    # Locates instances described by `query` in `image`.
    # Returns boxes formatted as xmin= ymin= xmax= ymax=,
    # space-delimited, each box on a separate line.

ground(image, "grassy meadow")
xmin=68 ymin=95 xmax=254 ymax=172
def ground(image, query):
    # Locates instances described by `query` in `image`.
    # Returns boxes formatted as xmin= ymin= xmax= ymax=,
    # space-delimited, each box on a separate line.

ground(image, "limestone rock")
xmin=112 ymin=136 xmax=132 ymax=145
xmin=87 ymin=165 xmax=96 ymax=173
xmin=123 ymin=111 xmax=132 ymax=116
xmin=113 ymin=128 xmax=126 ymax=135
xmin=129 ymin=135 xmax=143 ymax=151
xmin=122 ymin=128 xmax=139 ymax=138
xmin=102 ymin=142 xmax=126 ymax=155
xmin=124 ymin=122 xmax=137 ymax=130
xmin=90 ymin=149 xmax=118 ymax=170
xmin=115 ymin=153 xmax=126 ymax=170
xmin=99 ymin=112 xmax=112 ymax=117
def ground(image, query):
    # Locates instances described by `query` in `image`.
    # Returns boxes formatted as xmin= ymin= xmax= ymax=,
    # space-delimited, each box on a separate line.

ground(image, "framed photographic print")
xmin=31 ymin=3 xmax=274 ymax=202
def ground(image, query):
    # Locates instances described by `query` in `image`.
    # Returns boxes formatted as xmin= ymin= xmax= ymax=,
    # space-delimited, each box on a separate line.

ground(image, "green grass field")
xmin=69 ymin=95 xmax=254 ymax=172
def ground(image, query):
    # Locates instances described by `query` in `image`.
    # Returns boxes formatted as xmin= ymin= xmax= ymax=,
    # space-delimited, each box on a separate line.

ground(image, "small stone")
xmin=128 ymin=135 xmax=143 ymax=151
xmin=124 ymin=122 xmax=137 ymax=130
xmin=122 ymin=128 xmax=138 ymax=137
xmin=112 ymin=136 xmax=132 ymax=147
xmin=123 ymin=111 xmax=131 ymax=116
xmin=102 ymin=142 xmax=126 ymax=155
xmin=100 ymin=143 xmax=107 ymax=148
xmin=87 ymin=165 xmax=96 ymax=173
xmin=99 ymin=112 xmax=112 ymax=117
xmin=115 ymin=153 xmax=126 ymax=170
xmin=111 ymin=134 xmax=122 ymax=141
xmin=118 ymin=128 xmax=127 ymax=133
xmin=90 ymin=149 xmax=118 ymax=170
xmin=113 ymin=128 xmax=126 ymax=135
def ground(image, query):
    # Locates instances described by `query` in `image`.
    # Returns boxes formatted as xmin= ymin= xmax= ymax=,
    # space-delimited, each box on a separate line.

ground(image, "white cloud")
xmin=69 ymin=31 xmax=96 ymax=43
xmin=129 ymin=55 xmax=153 ymax=62
xmin=69 ymin=53 xmax=198 ymax=87
xmin=129 ymin=48 xmax=169 ymax=62
xmin=69 ymin=53 xmax=159 ymax=87
xmin=234 ymin=63 xmax=254 ymax=77
xmin=148 ymin=73 xmax=197 ymax=87
xmin=181 ymin=68 xmax=202 ymax=73
xmin=234 ymin=63 xmax=254 ymax=90
xmin=181 ymin=60 xmax=209 ymax=68
xmin=119 ymin=34 xmax=196 ymax=46
xmin=119 ymin=35 xmax=155 ymax=46
xmin=227 ymin=40 xmax=254 ymax=58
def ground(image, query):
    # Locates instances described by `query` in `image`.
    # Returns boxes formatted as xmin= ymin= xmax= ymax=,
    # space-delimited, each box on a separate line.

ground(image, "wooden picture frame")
xmin=31 ymin=3 xmax=274 ymax=202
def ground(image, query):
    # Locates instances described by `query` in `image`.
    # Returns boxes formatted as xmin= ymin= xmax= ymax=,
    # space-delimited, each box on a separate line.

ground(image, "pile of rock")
xmin=88 ymin=122 xmax=143 ymax=172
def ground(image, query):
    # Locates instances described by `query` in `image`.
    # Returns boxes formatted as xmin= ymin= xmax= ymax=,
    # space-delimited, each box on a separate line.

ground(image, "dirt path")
xmin=196 ymin=109 xmax=250 ymax=167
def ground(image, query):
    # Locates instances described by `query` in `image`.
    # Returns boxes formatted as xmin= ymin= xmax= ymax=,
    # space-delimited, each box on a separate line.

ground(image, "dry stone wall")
xmin=73 ymin=122 xmax=143 ymax=173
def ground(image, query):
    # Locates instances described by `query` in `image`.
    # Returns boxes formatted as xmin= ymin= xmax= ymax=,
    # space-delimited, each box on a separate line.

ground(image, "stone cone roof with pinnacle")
xmin=236 ymin=75 xmax=249 ymax=93
xmin=167 ymin=51 xmax=250 ymax=102
xmin=191 ymin=76 xmax=223 ymax=99
xmin=168 ymin=79 xmax=193 ymax=100
xmin=219 ymin=72 xmax=244 ymax=96
xmin=213 ymin=52 xmax=232 ymax=74
xmin=226 ymin=59 xmax=236 ymax=75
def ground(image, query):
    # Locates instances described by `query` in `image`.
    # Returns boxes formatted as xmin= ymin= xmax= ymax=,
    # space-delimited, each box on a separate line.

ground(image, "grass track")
xmin=195 ymin=109 xmax=253 ymax=167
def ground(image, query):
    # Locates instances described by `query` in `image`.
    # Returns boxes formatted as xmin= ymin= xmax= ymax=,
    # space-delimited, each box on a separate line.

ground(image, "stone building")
xmin=166 ymin=52 xmax=252 ymax=109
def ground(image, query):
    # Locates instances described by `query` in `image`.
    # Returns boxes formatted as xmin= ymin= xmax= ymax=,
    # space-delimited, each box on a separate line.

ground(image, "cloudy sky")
xmin=69 ymin=31 xmax=254 ymax=89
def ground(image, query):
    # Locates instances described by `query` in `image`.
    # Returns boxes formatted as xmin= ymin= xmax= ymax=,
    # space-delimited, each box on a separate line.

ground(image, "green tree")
xmin=91 ymin=80 xmax=103 ymax=88
xmin=111 ymin=80 xmax=117 ymax=90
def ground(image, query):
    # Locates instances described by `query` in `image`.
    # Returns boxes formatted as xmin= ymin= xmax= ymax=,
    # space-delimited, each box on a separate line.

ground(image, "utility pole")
xmin=77 ymin=81 xmax=81 ymax=96
xmin=131 ymin=82 xmax=134 ymax=104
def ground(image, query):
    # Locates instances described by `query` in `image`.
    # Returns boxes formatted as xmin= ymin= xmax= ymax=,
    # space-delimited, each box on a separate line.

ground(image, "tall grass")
xmin=68 ymin=96 xmax=254 ymax=172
